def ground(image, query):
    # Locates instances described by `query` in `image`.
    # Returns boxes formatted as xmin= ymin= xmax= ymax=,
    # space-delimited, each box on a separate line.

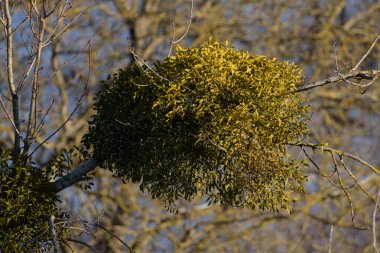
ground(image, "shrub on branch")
xmin=0 ymin=151 xmax=67 ymax=252
xmin=84 ymin=41 xmax=310 ymax=212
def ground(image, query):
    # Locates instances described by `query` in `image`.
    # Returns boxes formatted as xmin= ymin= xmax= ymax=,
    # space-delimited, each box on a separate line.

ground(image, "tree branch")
xmin=4 ymin=0 xmax=21 ymax=155
xmin=24 ymin=8 xmax=46 ymax=158
xmin=67 ymin=238 xmax=99 ymax=253
xmin=295 ymin=70 xmax=379 ymax=93
xmin=352 ymin=33 xmax=379 ymax=72
xmin=291 ymin=142 xmax=380 ymax=175
xmin=47 ymin=215 xmax=60 ymax=253
xmin=52 ymin=157 xmax=98 ymax=192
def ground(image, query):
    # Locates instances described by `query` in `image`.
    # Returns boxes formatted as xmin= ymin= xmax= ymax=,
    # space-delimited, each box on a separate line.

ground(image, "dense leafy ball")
xmin=0 ymin=151 xmax=65 ymax=252
xmin=84 ymin=41 xmax=309 ymax=211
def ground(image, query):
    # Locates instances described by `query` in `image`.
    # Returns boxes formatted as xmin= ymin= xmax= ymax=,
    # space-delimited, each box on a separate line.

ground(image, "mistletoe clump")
xmin=84 ymin=41 xmax=309 ymax=212
xmin=0 ymin=151 xmax=67 ymax=252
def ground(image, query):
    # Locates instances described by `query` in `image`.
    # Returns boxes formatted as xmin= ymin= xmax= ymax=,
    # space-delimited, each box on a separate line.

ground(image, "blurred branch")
xmin=374 ymin=191 xmax=380 ymax=253
xmin=67 ymin=238 xmax=99 ymax=253
xmin=57 ymin=216 xmax=135 ymax=253
xmin=328 ymin=225 xmax=334 ymax=253
xmin=93 ymin=223 xmax=135 ymax=253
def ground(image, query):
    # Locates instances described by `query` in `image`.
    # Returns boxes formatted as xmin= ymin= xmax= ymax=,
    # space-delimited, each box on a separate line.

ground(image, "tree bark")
xmin=52 ymin=157 xmax=98 ymax=192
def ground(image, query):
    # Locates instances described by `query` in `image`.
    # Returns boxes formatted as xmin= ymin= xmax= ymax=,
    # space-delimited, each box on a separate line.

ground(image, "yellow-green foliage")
xmin=0 ymin=151 xmax=65 ymax=252
xmin=84 ymin=41 xmax=309 ymax=212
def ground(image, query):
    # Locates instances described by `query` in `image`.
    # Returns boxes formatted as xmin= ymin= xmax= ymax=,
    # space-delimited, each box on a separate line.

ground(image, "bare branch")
xmin=332 ymin=152 xmax=364 ymax=229
xmin=42 ymin=0 xmax=61 ymax=17
xmin=40 ymin=0 xmax=68 ymax=45
xmin=24 ymin=11 xmax=46 ymax=158
xmin=340 ymin=158 xmax=377 ymax=204
xmin=4 ymin=0 xmax=21 ymax=154
xmin=17 ymin=54 xmax=36 ymax=92
xmin=29 ymin=40 xmax=93 ymax=156
xmin=33 ymin=99 xmax=54 ymax=139
xmin=61 ymin=217 xmax=135 ymax=253
xmin=30 ymin=0 xmax=40 ymax=18
xmin=172 ymin=0 xmax=193 ymax=44
xmin=295 ymin=70 xmax=379 ymax=93
xmin=167 ymin=10 xmax=177 ymax=57
xmin=291 ymin=142 xmax=380 ymax=175
xmin=297 ymin=32 xmax=380 ymax=93
xmin=44 ymin=11 xmax=83 ymax=47
xmin=168 ymin=0 xmax=194 ymax=56
xmin=352 ymin=33 xmax=380 ymax=72
xmin=0 ymin=95 xmax=21 ymax=138
xmin=94 ymin=223 xmax=135 ymax=253
xmin=11 ymin=16 xmax=27 ymax=33
xmin=67 ymin=238 xmax=99 ymax=253
xmin=47 ymin=215 xmax=60 ymax=253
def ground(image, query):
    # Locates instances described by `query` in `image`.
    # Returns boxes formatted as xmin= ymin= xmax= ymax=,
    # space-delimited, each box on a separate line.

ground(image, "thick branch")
xmin=296 ymin=70 xmax=379 ymax=92
xmin=52 ymin=157 xmax=98 ymax=192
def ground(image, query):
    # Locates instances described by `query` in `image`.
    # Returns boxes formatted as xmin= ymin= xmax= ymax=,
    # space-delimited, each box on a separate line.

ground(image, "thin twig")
xmin=17 ymin=55 xmax=36 ymax=92
xmin=0 ymin=94 xmax=22 ymax=137
xmin=167 ymin=10 xmax=177 ymax=57
xmin=172 ymin=0 xmax=193 ymax=44
xmin=11 ymin=16 xmax=27 ymax=33
xmin=331 ymin=152 xmax=364 ymax=229
xmin=338 ymin=72 xmax=378 ymax=88
xmin=56 ymin=217 xmax=135 ymax=253
xmin=29 ymin=39 xmax=94 ymax=156
xmin=44 ymin=12 xmax=83 ymax=47
xmin=297 ymin=33 xmax=380 ymax=92
xmin=41 ymin=21 xmax=103 ymax=84
xmin=33 ymin=99 xmax=55 ymax=138
xmin=352 ymin=33 xmax=380 ymax=71
xmin=94 ymin=224 xmax=135 ymax=253
xmin=41 ymin=0 xmax=70 ymax=45
xmin=326 ymin=151 xmax=354 ymax=190
xmin=129 ymin=47 xmax=172 ymax=83
xmin=339 ymin=157 xmax=377 ymax=205
xmin=167 ymin=0 xmax=194 ymax=56
xmin=67 ymin=238 xmax=99 ymax=253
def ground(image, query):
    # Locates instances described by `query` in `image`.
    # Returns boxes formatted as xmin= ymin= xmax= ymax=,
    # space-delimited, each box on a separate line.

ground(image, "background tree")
xmin=1 ymin=0 xmax=380 ymax=252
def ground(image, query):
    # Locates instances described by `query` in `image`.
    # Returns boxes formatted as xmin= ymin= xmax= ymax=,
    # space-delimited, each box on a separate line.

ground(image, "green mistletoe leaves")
xmin=84 ymin=41 xmax=309 ymax=212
